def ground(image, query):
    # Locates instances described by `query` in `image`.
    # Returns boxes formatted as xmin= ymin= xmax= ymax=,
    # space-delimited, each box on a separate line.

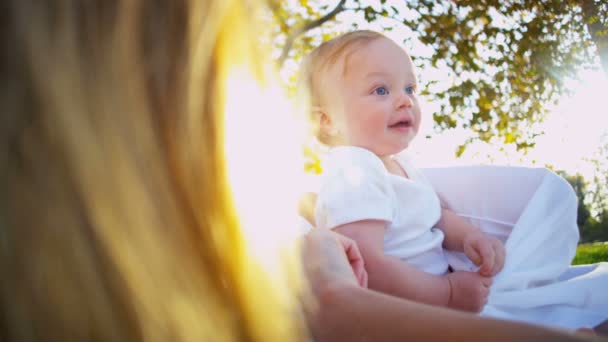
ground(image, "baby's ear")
xmin=312 ymin=106 xmax=336 ymax=137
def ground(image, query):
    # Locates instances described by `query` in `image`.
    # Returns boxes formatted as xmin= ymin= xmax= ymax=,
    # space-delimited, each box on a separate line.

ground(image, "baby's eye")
xmin=374 ymin=86 xmax=389 ymax=95
xmin=405 ymin=86 xmax=417 ymax=95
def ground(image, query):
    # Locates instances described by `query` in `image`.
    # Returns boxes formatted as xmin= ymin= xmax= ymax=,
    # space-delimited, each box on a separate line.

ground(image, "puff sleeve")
xmin=315 ymin=147 xmax=395 ymax=230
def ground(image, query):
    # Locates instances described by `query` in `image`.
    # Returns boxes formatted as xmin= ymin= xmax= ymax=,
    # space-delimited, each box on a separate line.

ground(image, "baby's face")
xmin=322 ymin=37 xmax=421 ymax=157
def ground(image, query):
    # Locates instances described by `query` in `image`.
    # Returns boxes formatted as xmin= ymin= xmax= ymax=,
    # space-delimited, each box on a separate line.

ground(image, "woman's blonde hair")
xmin=0 ymin=1 xmax=304 ymax=340
xmin=299 ymin=30 xmax=384 ymax=144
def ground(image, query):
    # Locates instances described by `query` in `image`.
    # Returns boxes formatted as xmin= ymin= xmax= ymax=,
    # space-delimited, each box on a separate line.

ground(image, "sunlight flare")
xmin=224 ymin=65 xmax=306 ymax=269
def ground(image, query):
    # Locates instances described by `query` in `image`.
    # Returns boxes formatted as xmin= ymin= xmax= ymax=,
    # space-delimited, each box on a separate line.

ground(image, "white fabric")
xmin=300 ymin=157 xmax=608 ymax=330
xmin=423 ymin=165 xmax=608 ymax=330
xmin=315 ymin=146 xmax=448 ymax=275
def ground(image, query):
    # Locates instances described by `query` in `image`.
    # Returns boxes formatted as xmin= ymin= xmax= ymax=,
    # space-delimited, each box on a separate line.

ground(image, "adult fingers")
xmin=334 ymin=232 xmax=368 ymax=288
xmin=301 ymin=229 xmax=359 ymax=293
xmin=358 ymin=266 xmax=368 ymax=288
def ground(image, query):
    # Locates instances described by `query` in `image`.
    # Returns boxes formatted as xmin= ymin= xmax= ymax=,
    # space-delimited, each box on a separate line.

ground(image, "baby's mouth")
xmin=389 ymin=119 xmax=413 ymax=129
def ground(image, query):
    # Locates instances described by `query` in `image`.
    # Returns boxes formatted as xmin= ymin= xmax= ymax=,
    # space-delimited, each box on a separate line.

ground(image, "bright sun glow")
xmin=529 ymin=71 xmax=608 ymax=174
xmin=409 ymin=70 xmax=608 ymax=179
xmin=224 ymin=65 xmax=306 ymax=269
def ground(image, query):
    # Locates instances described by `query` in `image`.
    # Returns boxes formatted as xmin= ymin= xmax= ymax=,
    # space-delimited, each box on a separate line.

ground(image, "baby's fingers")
xmin=479 ymin=276 xmax=492 ymax=308
xmin=480 ymin=275 xmax=493 ymax=288
xmin=477 ymin=242 xmax=495 ymax=276
xmin=464 ymin=242 xmax=482 ymax=266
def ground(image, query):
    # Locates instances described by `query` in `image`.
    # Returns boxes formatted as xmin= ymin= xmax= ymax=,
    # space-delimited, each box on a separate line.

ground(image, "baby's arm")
xmin=437 ymin=209 xmax=505 ymax=276
xmin=335 ymin=219 xmax=485 ymax=310
xmin=437 ymin=209 xmax=481 ymax=251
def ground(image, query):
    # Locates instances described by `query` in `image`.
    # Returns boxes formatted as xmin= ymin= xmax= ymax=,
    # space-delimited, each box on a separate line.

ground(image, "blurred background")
xmin=266 ymin=0 xmax=608 ymax=257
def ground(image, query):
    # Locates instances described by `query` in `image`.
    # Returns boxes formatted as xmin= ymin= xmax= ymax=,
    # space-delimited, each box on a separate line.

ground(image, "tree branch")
xmin=579 ymin=0 xmax=608 ymax=77
xmin=266 ymin=0 xmax=289 ymax=35
xmin=278 ymin=0 xmax=347 ymax=67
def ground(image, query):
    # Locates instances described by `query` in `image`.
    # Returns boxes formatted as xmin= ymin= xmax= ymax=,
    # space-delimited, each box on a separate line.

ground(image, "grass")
xmin=573 ymin=242 xmax=608 ymax=265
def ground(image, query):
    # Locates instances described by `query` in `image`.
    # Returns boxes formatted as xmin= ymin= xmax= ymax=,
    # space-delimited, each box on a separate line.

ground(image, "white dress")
xmin=315 ymin=146 xmax=449 ymax=275
xmin=312 ymin=146 xmax=608 ymax=330
xmin=423 ymin=165 xmax=608 ymax=330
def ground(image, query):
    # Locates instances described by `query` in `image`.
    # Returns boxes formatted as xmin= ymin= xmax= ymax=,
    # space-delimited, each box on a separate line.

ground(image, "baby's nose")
xmin=396 ymin=92 xmax=413 ymax=108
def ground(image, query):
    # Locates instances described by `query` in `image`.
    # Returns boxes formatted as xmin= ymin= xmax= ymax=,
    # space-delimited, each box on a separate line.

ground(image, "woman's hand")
xmin=301 ymin=228 xmax=368 ymax=296
xmin=463 ymin=231 xmax=506 ymax=277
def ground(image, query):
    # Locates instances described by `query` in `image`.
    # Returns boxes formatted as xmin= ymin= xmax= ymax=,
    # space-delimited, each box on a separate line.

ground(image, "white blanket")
xmin=423 ymin=165 xmax=608 ymax=330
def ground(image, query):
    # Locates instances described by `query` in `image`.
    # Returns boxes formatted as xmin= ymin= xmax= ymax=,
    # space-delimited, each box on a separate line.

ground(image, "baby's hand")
xmin=446 ymin=271 xmax=492 ymax=312
xmin=463 ymin=231 xmax=506 ymax=277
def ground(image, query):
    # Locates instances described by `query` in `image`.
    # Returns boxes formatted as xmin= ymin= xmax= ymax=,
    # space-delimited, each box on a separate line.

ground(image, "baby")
xmin=301 ymin=30 xmax=506 ymax=312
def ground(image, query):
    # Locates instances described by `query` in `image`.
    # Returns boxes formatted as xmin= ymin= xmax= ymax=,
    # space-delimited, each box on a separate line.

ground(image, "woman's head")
xmin=0 ymin=1 xmax=304 ymax=340
xmin=301 ymin=30 xmax=421 ymax=156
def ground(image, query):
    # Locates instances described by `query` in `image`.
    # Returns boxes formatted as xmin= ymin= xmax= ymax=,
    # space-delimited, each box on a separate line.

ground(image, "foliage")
xmin=303 ymin=145 xmax=323 ymax=174
xmin=559 ymin=138 xmax=608 ymax=243
xmin=559 ymin=169 xmax=608 ymax=244
xmin=586 ymin=134 xmax=608 ymax=217
xmin=268 ymin=0 xmax=608 ymax=155
xmin=573 ymin=242 xmax=608 ymax=264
